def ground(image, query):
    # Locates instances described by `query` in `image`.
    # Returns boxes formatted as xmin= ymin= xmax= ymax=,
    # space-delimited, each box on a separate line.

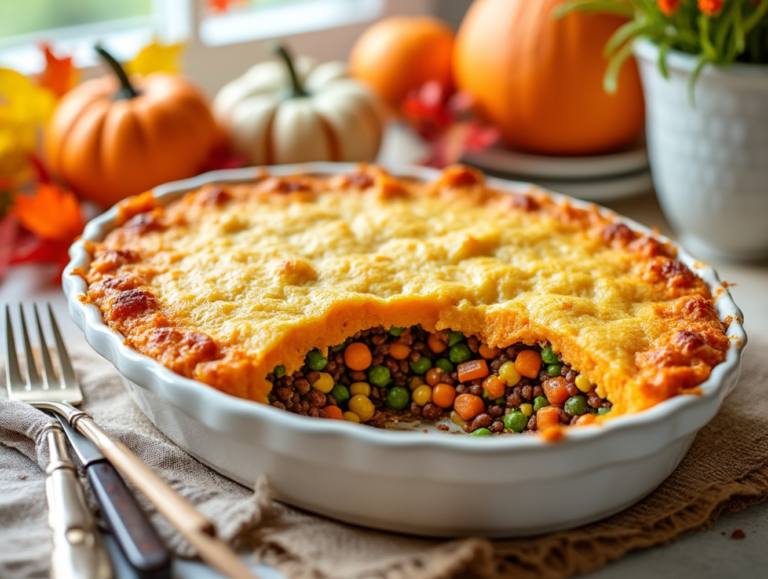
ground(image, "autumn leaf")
xmin=13 ymin=182 xmax=84 ymax=243
xmin=37 ymin=43 xmax=80 ymax=99
xmin=125 ymin=40 xmax=185 ymax=76
xmin=0 ymin=68 xmax=55 ymax=186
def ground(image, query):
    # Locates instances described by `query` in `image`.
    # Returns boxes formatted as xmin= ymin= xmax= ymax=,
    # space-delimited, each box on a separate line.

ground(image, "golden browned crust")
xmin=82 ymin=165 xmax=728 ymax=416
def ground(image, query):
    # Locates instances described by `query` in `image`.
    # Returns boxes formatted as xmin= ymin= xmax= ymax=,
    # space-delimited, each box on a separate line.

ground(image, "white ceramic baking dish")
xmin=63 ymin=163 xmax=747 ymax=538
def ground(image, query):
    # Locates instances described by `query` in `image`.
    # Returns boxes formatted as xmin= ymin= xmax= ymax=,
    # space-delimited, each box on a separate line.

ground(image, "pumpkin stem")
xmin=95 ymin=44 xmax=140 ymax=100
xmin=271 ymin=43 xmax=308 ymax=98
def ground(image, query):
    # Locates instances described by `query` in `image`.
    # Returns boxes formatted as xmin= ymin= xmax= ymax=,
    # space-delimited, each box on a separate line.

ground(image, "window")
xmin=199 ymin=0 xmax=383 ymax=46
xmin=0 ymin=0 xmax=383 ymax=74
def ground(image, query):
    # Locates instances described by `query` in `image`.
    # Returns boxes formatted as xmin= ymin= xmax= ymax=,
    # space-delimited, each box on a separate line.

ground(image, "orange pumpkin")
xmin=350 ymin=16 xmax=454 ymax=109
xmin=454 ymin=0 xmax=645 ymax=156
xmin=44 ymin=46 xmax=218 ymax=207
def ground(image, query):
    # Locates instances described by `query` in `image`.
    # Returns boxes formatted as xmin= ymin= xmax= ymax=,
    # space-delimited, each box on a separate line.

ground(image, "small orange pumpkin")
xmin=454 ymin=0 xmax=645 ymax=156
xmin=44 ymin=46 xmax=218 ymax=207
xmin=350 ymin=16 xmax=454 ymax=109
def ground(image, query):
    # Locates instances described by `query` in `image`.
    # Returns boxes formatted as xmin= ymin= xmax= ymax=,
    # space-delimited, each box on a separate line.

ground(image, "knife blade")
xmin=55 ymin=415 xmax=172 ymax=579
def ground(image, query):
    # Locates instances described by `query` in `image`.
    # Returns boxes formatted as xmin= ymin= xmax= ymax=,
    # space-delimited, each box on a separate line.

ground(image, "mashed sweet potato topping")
xmin=82 ymin=165 xmax=728 ymax=417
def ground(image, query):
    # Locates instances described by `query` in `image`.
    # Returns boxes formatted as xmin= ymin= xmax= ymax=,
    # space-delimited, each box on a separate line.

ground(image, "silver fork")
xmin=6 ymin=304 xmax=111 ymax=579
xmin=4 ymin=304 xmax=256 ymax=579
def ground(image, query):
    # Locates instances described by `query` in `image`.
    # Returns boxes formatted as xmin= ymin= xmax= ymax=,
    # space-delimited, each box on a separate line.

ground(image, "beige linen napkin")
xmin=2 ymin=339 xmax=767 ymax=579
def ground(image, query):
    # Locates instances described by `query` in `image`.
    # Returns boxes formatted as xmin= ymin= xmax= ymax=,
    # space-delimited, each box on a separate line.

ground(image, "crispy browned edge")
xmin=76 ymin=164 xmax=729 ymax=414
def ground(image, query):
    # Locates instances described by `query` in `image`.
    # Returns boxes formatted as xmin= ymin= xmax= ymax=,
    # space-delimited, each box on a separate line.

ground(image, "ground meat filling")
xmin=266 ymin=326 xmax=612 ymax=435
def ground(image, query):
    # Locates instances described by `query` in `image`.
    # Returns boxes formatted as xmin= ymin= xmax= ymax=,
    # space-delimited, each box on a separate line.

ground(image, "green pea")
xmin=435 ymin=358 xmax=454 ymax=373
xmin=386 ymin=386 xmax=410 ymax=410
xmin=389 ymin=327 xmax=405 ymax=336
xmin=330 ymin=384 xmax=350 ymax=406
xmin=482 ymin=389 xmax=490 ymax=400
xmin=368 ymin=365 xmax=391 ymax=387
xmin=504 ymin=411 xmax=528 ymax=433
xmin=494 ymin=397 xmax=506 ymax=405
xmin=470 ymin=427 xmax=492 ymax=437
xmin=273 ymin=365 xmax=285 ymax=378
xmin=449 ymin=343 xmax=472 ymax=364
xmin=547 ymin=363 xmax=563 ymax=377
xmin=541 ymin=346 xmax=559 ymax=365
xmin=533 ymin=396 xmax=550 ymax=412
xmin=597 ymin=407 xmax=611 ymax=415
xmin=306 ymin=349 xmax=328 ymax=371
xmin=331 ymin=339 xmax=350 ymax=352
xmin=447 ymin=331 xmax=465 ymax=347
xmin=410 ymin=356 xmax=433 ymax=375
xmin=564 ymin=396 xmax=587 ymax=416
xmin=563 ymin=396 xmax=587 ymax=416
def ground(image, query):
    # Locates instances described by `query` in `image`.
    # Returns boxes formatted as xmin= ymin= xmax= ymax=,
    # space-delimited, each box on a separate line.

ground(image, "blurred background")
xmin=2 ymin=0 xmax=768 ymax=264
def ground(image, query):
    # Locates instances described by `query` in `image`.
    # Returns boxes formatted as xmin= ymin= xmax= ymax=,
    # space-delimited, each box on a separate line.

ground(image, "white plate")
xmin=63 ymin=163 xmax=746 ymax=538
xmin=527 ymin=170 xmax=654 ymax=202
xmin=462 ymin=141 xmax=649 ymax=180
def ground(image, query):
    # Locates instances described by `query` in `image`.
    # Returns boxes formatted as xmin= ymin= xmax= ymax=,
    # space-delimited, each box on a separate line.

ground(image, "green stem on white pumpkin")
xmin=271 ymin=43 xmax=308 ymax=98
xmin=95 ymin=44 xmax=140 ymax=100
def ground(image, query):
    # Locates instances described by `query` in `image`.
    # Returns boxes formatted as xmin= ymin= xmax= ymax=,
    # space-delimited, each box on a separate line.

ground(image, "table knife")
xmin=45 ymin=423 xmax=112 ymax=579
xmin=55 ymin=414 xmax=172 ymax=579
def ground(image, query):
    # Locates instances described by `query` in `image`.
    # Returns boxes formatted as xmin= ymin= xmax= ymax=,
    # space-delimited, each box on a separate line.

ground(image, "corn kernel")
xmin=350 ymin=382 xmax=371 ymax=396
xmin=498 ymin=361 xmax=521 ymax=386
xmin=343 ymin=411 xmax=360 ymax=423
xmin=349 ymin=395 xmax=375 ymax=422
xmin=412 ymin=385 xmax=432 ymax=407
xmin=312 ymin=372 xmax=334 ymax=393
xmin=408 ymin=376 xmax=426 ymax=391
xmin=519 ymin=403 xmax=533 ymax=417
xmin=449 ymin=410 xmax=466 ymax=427
xmin=575 ymin=375 xmax=592 ymax=393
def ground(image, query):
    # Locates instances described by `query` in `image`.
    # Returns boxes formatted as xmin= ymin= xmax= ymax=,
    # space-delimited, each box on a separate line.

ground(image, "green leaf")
xmin=658 ymin=40 xmax=671 ymax=79
xmin=744 ymin=0 xmax=768 ymax=35
xmin=605 ymin=21 xmax=655 ymax=57
xmin=687 ymin=56 xmax=710 ymax=108
xmin=604 ymin=40 xmax=635 ymax=94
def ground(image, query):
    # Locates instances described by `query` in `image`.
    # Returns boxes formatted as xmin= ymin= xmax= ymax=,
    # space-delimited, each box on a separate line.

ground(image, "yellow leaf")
xmin=124 ymin=40 xmax=185 ymax=77
xmin=0 ymin=68 xmax=55 ymax=186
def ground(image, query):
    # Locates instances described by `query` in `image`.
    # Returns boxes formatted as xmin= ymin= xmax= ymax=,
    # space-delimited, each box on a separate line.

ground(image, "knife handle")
xmin=87 ymin=462 xmax=172 ymax=579
xmin=45 ymin=425 xmax=112 ymax=579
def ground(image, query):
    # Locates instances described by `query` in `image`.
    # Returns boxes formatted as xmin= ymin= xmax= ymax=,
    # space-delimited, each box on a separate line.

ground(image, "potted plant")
xmin=559 ymin=0 xmax=768 ymax=260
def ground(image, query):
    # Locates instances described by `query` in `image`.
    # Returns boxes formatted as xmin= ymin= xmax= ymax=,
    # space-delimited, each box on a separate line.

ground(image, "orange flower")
xmin=658 ymin=0 xmax=681 ymax=15
xmin=698 ymin=0 xmax=724 ymax=16
xmin=13 ymin=183 xmax=84 ymax=242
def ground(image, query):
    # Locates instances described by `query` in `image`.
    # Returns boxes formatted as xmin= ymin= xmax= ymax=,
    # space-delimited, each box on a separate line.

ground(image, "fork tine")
xmin=46 ymin=304 xmax=78 ymax=389
xmin=18 ymin=305 xmax=42 ymax=388
xmin=34 ymin=304 xmax=59 ymax=390
xmin=5 ymin=305 xmax=24 ymax=393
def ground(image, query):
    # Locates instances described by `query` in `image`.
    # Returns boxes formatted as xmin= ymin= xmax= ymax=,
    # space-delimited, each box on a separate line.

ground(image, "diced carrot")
xmin=432 ymin=383 xmax=457 ymax=408
xmin=344 ymin=342 xmax=372 ymax=371
xmin=576 ymin=414 xmax=596 ymax=426
xmin=537 ymin=406 xmax=560 ymax=431
xmin=542 ymin=377 xmax=570 ymax=404
xmin=457 ymin=359 xmax=489 ymax=382
xmin=514 ymin=350 xmax=542 ymax=378
xmin=388 ymin=342 xmax=412 ymax=360
xmin=541 ymin=426 xmax=564 ymax=442
xmin=478 ymin=344 xmax=500 ymax=359
xmin=481 ymin=375 xmax=506 ymax=399
xmin=323 ymin=406 xmax=344 ymax=420
xmin=427 ymin=332 xmax=448 ymax=354
xmin=454 ymin=394 xmax=485 ymax=421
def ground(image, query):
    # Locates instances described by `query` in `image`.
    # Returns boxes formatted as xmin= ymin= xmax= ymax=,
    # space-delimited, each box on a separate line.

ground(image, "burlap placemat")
xmin=1 ymin=338 xmax=766 ymax=579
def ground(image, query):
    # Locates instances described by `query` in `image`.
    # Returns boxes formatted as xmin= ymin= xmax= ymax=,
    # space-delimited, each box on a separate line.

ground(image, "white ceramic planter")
xmin=634 ymin=39 xmax=768 ymax=261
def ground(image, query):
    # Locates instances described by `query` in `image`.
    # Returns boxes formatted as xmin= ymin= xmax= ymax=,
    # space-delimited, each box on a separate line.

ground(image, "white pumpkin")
xmin=213 ymin=45 xmax=384 ymax=165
